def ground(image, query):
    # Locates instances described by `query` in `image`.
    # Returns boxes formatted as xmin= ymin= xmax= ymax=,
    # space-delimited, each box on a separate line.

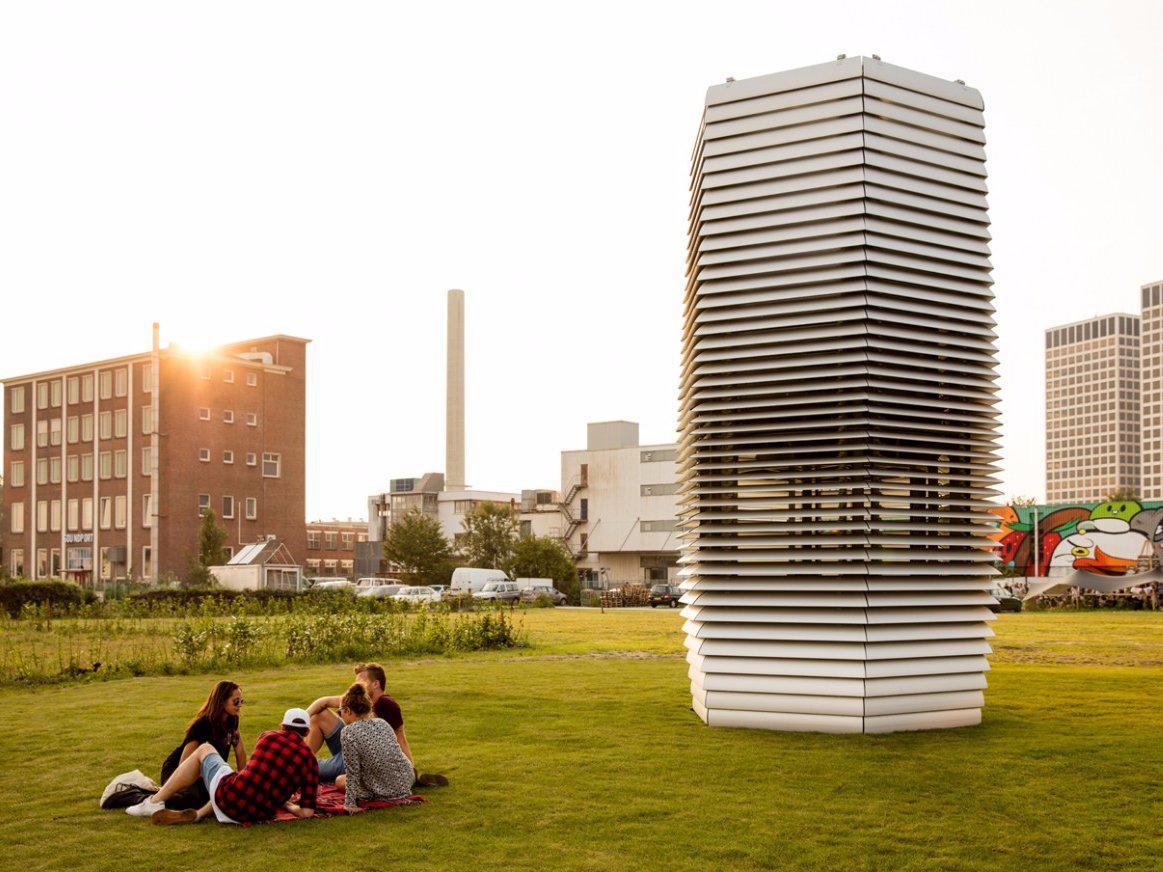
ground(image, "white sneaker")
xmin=126 ymin=796 xmax=164 ymax=817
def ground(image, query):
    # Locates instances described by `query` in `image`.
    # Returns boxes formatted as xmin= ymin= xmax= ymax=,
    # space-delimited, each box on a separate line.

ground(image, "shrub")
xmin=0 ymin=581 xmax=91 ymax=618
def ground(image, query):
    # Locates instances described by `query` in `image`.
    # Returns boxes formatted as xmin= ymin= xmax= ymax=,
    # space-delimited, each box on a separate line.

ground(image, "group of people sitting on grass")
xmin=127 ymin=662 xmax=444 ymax=825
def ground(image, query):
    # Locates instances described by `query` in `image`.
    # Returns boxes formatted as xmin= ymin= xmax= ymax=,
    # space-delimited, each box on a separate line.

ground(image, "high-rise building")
xmin=2 ymin=330 xmax=308 ymax=582
xmin=1045 ymin=314 xmax=1141 ymax=503
xmin=680 ymin=57 xmax=1000 ymax=733
xmin=1139 ymin=280 xmax=1163 ymax=499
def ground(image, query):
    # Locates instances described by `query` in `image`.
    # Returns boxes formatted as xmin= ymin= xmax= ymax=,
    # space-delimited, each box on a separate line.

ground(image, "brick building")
xmin=304 ymin=519 xmax=368 ymax=579
xmin=2 ymin=329 xmax=308 ymax=583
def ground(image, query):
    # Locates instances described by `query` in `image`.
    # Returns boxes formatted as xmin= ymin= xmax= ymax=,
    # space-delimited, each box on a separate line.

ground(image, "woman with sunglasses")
xmin=159 ymin=680 xmax=248 ymax=810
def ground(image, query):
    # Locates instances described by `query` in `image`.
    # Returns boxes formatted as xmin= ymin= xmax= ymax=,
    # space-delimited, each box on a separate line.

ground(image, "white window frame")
xmin=67 ymin=416 xmax=79 ymax=444
xmin=10 ymin=460 xmax=25 ymax=487
xmin=49 ymin=418 xmax=61 ymax=446
xmin=141 ymin=446 xmax=152 ymax=476
xmin=37 ymin=382 xmax=49 ymax=409
xmin=99 ymin=411 xmax=112 ymax=440
xmin=81 ymin=373 xmax=94 ymax=402
xmin=199 ymin=448 xmax=210 ymax=462
xmin=141 ymin=363 xmax=153 ymax=393
xmin=114 ymin=368 xmax=127 ymax=397
xmin=67 ymin=376 xmax=79 ymax=405
xmin=67 ymin=498 xmax=79 ymax=531
xmin=10 ymin=385 xmax=25 ymax=413
xmin=99 ymin=451 xmax=112 ymax=480
xmin=197 ymin=493 xmax=210 ymax=516
xmin=11 ymin=423 xmax=25 ymax=451
xmin=246 ymin=412 xmax=257 ymax=427
xmin=81 ymin=453 xmax=93 ymax=482
xmin=199 ymin=407 xmax=211 ymax=421
xmin=141 ymin=405 xmax=153 ymax=434
xmin=114 ymin=449 xmax=127 ymax=479
xmin=50 ymin=499 xmax=62 ymax=532
xmin=245 ymin=497 xmax=257 ymax=520
xmin=9 ymin=502 xmax=23 ymax=534
xmin=223 ymin=409 xmax=234 ymax=424
xmin=262 ymin=452 xmax=281 ymax=478
xmin=81 ymin=414 xmax=93 ymax=442
xmin=143 ymin=493 xmax=153 ymax=528
xmin=99 ymin=370 xmax=112 ymax=400
xmin=114 ymin=495 xmax=127 ymax=529
xmin=81 ymin=497 xmax=93 ymax=530
xmin=221 ymin=495 xmax=235 ymax=519
xmin=246 ymin=372 xmax=258 ymax=387
xmin=114 ymin=409 xmax=127 ymax=438
xmin=245 ymin=452 xmax=257 ymax=467
xmin=223 ymin=450 xmax=234 ymax=465
xmin=50 ymin=380 xmax=62 ymax=407
xmin=49 ymin=456 xmax=61 ymax=484
xmin=224 ymin=369 xmax=234 ymax=384
xmin=67 ymin=455 xmax=78 ymax=482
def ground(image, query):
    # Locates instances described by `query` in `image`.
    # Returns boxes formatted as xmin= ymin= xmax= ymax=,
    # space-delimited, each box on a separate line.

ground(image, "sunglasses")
xmin=230 ymin=698 xmax=245 ymax=706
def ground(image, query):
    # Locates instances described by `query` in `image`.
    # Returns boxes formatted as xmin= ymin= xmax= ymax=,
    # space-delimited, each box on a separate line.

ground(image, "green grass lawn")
xmin=1 ymin=611 xmax=1159 ymax=871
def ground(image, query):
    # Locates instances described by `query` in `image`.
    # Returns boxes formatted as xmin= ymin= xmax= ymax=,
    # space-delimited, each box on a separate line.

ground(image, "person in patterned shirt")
xmin=127 ymin=708 xmax=318 ymax=826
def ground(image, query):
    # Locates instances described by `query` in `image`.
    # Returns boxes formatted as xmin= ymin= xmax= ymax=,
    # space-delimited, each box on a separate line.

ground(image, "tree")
xmin=383 ymin=508 xmax=455 ymax=586
xmin=459 ymin=502 xmax=518 ymax=570
xmin=504 ymin=535 xmax=579 ymax=602
xmin=1105 ymin=487 xmax=1141 ymax=503
xmin=187 ymin=509 xmax=229 ymax=586
xmin=1006 ymin=495 xmax=1038 ymax=507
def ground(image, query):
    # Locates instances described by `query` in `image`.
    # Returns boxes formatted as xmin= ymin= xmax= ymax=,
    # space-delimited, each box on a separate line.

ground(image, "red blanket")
xmin=240 ymin=783 xmax=426 ymax=826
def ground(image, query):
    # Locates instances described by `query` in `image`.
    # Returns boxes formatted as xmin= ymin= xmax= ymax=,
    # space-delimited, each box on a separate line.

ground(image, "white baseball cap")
xmin=282 ymin=708 xmax=311 ymax=729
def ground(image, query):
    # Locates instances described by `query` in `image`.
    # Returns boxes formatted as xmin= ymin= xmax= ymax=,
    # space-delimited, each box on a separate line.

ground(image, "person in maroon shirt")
xmin=127 ymin=708 xmax=318 ymax=825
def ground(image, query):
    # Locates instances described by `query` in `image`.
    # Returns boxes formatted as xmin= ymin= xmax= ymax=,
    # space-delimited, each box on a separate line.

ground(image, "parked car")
xmin=519 ymin=584 xmax=567 ymax=605
xmin=312 ymin=579 xmax=356 ymax=593
xmin=357 ymin=583 xmax=403 ymax=599
xmin=988 ymin=587 xmax=1023 ymax=613
xmin=473 ymin=581 xmax=522 ymax=603
xmin=393 ymin=586 xmax=441 ymax=605
xmin=649 ymin=584 xmax=682 ymax=608
xmin=451 ymin=567 xmax=510 ymax=594
xmin=428 ymin=585 xmax=448 ymax=596
xmin=356 ymin=577 xmax=396 ymax=590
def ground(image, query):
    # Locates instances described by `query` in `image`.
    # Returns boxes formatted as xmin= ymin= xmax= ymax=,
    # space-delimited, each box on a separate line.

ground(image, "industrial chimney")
xmin=445 ymin=289 xmax=466 ymax=491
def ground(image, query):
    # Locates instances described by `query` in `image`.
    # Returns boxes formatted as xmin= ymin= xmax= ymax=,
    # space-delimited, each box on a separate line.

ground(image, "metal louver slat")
xmin=682 ymin=57 xmax=998 ymax=734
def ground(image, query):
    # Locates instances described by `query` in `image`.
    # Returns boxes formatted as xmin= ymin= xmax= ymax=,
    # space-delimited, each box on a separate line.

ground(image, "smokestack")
xmin=445 ymin=289 xmax=465 ymax=491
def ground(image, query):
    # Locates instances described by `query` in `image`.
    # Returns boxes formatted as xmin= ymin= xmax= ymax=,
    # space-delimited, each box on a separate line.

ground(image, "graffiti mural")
xmin=990 ymin=501 xmax=1163 ymax=577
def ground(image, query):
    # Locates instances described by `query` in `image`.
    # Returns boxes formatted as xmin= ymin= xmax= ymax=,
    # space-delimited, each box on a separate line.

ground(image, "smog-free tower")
xmin=446 ymin=288 xmax=466 ymax=491
xmin=680 ymin=57 xmax=1000 ymax=733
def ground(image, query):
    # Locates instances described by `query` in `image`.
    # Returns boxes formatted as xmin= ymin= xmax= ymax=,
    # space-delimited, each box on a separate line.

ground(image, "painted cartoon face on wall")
xmin=1049 ymin=514 xmax=1148 ymax=576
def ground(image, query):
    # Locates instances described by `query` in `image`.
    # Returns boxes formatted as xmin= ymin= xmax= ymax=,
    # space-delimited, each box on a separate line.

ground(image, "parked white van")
xmin=450 ymin=567 xmax=509 ymax=594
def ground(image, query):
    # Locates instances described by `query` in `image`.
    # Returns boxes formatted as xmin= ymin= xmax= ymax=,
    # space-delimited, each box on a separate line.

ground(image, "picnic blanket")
xmin=240 ymin=783 xmax=426 ymax=826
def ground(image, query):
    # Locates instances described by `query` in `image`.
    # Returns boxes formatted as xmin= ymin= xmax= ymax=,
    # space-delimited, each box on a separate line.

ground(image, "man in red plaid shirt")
xmin=128 ymin=708 xmax=318 ymax=825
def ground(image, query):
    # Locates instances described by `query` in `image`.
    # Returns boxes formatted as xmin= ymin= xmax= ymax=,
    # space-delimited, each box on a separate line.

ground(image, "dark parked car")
xmin=988 ymin=588 xmax=1022 ymax=613
xmin=649 ymin=584 xmax=682 ymax=608
xmin=519 ymin=585 xmax=568 ymax=605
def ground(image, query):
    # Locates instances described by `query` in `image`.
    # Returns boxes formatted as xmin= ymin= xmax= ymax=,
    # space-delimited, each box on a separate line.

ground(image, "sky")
xmin=1 ymin=1 xmax=1161 ymax=518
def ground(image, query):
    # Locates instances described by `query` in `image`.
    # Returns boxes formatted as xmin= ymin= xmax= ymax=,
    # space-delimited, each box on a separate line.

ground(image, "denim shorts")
xmin=318 ymin=717 xmax=345 ymax=781
xmin=200 ymin=751 xmax=237 ymax=824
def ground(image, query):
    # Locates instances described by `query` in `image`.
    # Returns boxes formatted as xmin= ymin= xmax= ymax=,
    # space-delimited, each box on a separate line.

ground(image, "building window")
xmin=50 ymin=499 xmax=62 ymax=532
xmin=142 ymin=546 xmax=153 ymax=577
xmin=37 ymin=382 xmax=48 ymax=410
xmin=245 ymin=497 xmax=257 ymax=520
xmin=142 ymin=405 xmax=153 ymax=434
xmin=99 ymin=411 xmax=112 ymax=440
xmin=199 ymin=448 xmax=210 ymax=462
xmin=9 ymin=461 xmax=24 ymax=488
xmin=143 ymin=493 xmax=153 ymax=528
xmin=221 ymin=495 xmax=234 ymax=519
xmin=197 ymin=493 xmax=210 ymax=516
xmin=81 ymin=373 xmax=93 ymax=402
xmin=307 ymin=531 xmax=320 ymax=549
xmin=223 ymin=410 xmax=234 ymax=424
xmin=99 ymin=371 xmax=112 ymax=400
xmin=81 ymin=414 xmax=93 ymax=442
xmin=199 ymin=407 xmax=211 ymax=421
xmin=67 ymin=499 xmax=79 ymax=531
xmin=246 ymin=372 xmax=258 ymax=387
xmin=341 ymin=532 xmax=354 ymax=551
xmin=640 ymin=519 xmax=678 ymax=533
xmin=262 ymin=452 xmax=281 ymax=478
xmin=50 ymin=457 xmax=61 ymax=484
xmin=67 ymin=455 xmax=78 ymax=482
xmin=50 ymin=380 xmax=62 ymax=408
xmin=49 ymin=418 xmax=61 ymax=446
xmin=246 ymin=452 xmax=257 ymax=466
xmin=114 ymin=409 xmax=127 ymax=438
xmin=81 ymin=453 xmax=93 ymax=482
xmin=99 ymin=497 xmax=112 ymax=530
xmin=9 ymin=502 xmax=23 ymax=534
xmin=99 ymin=451 xmax=112 ymax=479
xmin=37 ymin=458 xmax=48 ymax=485
xmin=114 ymin=495 xmax=126 ymax=529
xmin=36 ymin=420 xmax=47 ymax=448
xmin=36 ymin=548 xmax=47 ymax=579
xmin=141 ymin=363 xmax=153 ymax=393
xmin=141 ymin=447 xmax=152 ymax=476
xmin=324 ymin=531 xmax=337 ymax=549
xmin=10 ymin=385 xmax=25 ymax=413
xmin=81 ymin=498 xmax=93 ymax=530
xmin=114 ymin=368 xmax=127 ymax=397
xmin=10 ymin=549 xmax=24 ymax=577
xmin=10 ymin=423 xmax=24 ymax=451
xmin=306 ymin=559 xmax=320 ymax=574
xmin=223 ymin=450 xmax=234 ymax=464
xmin=224 ymin=369 xmax=234 ymax=384
xmin=246 ymin=412 xmax=257 ymax=426
xmin=67 ymin=376 xmax=79 ymax=405
xmin=67 ymin=416 xmax=79 ymax=443
xmin=114 ymin=450 xmax=127 ymax=478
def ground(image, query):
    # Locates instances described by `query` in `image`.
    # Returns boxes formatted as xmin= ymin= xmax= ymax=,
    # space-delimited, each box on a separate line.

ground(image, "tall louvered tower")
xmin=680 ymin=57 xmax=1000 ymax=734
